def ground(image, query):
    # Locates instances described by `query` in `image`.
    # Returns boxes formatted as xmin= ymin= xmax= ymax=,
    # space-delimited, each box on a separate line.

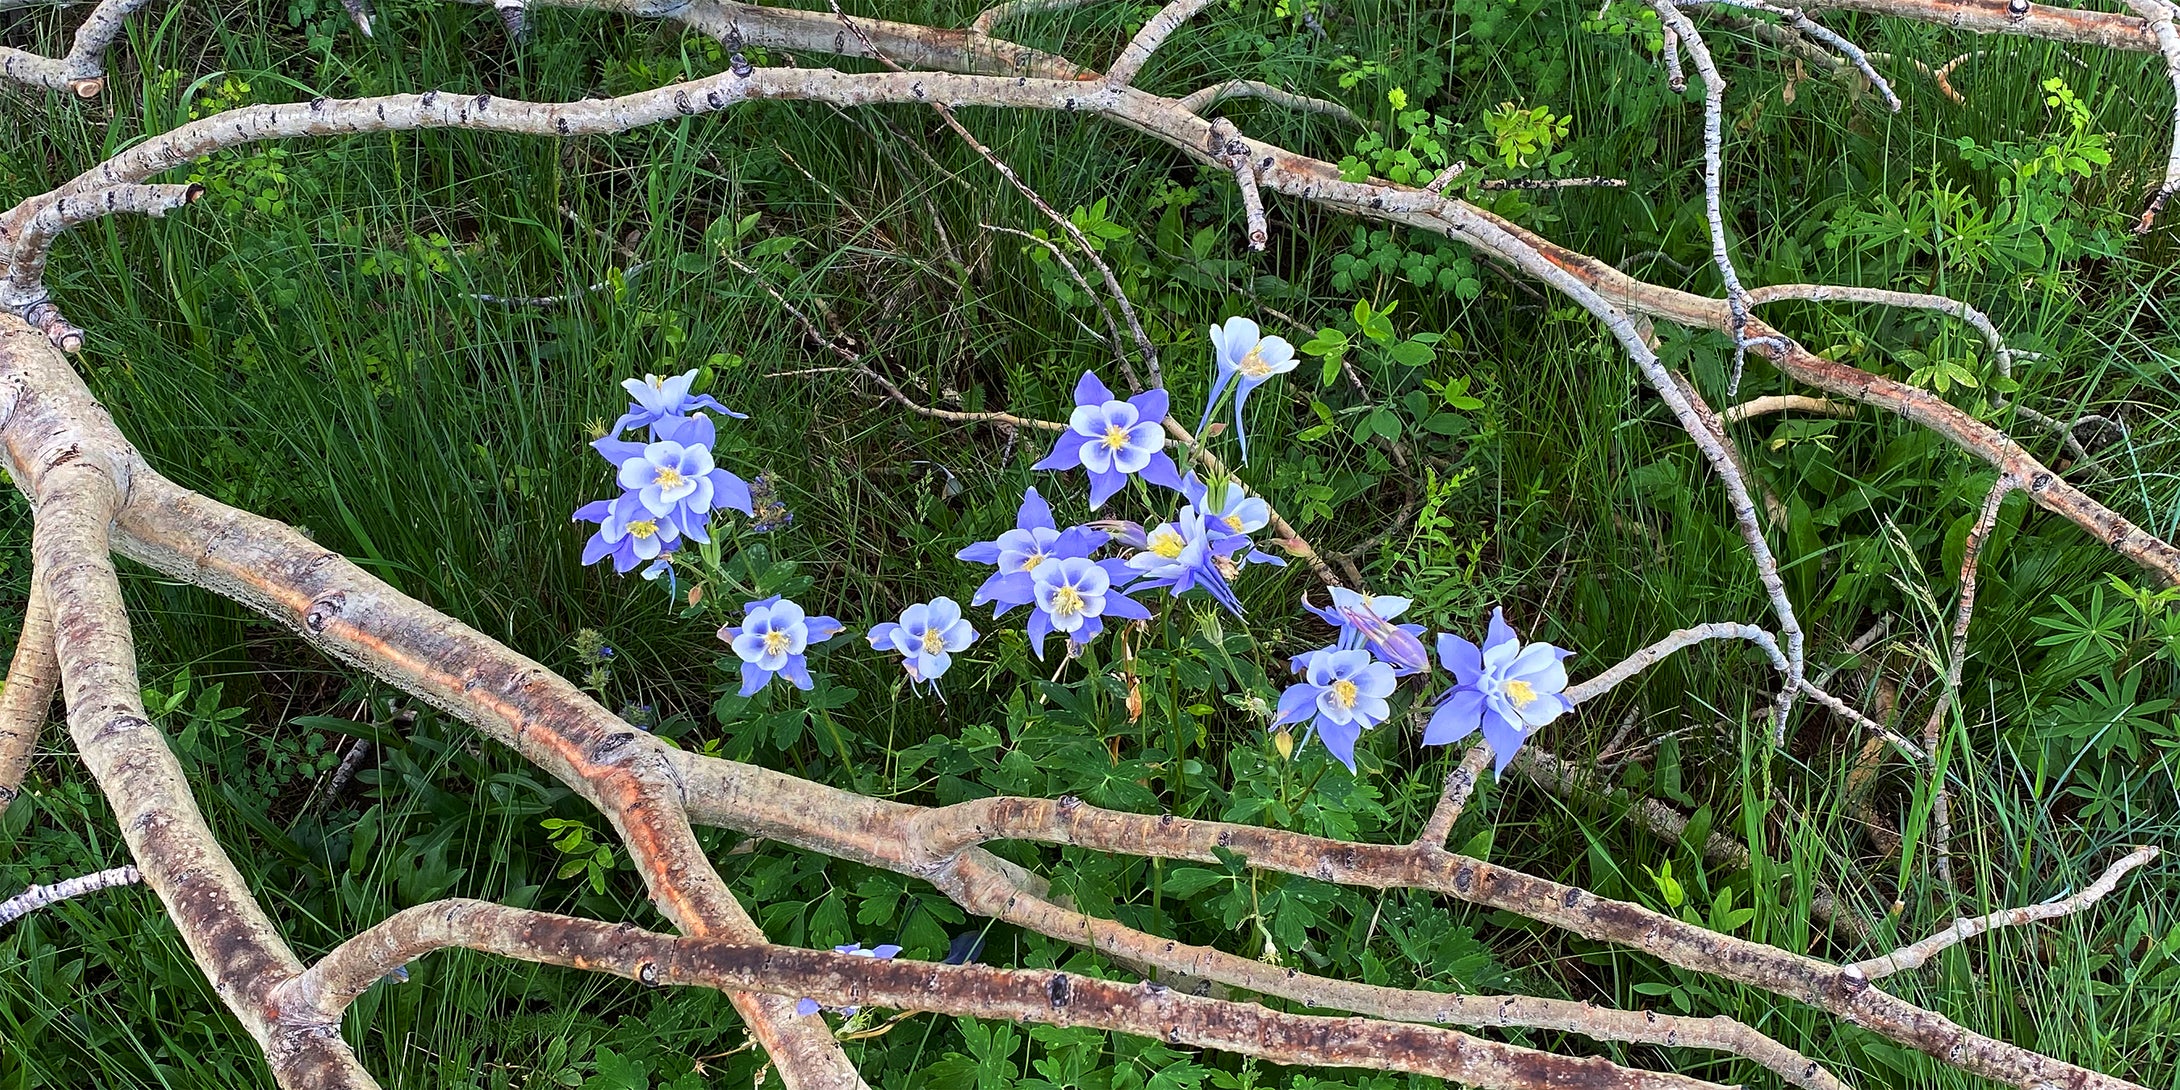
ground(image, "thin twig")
xmin=2123 ymin=0 xmax=2180 ymax=231
xmin=1723 ymin=394 xmax=1854 ymax=423
xmin=1103 ymin=0 xmax=1217 ymax=87
xmin=1176 ymin=80 xmax=1362 ymax=124
xmin=1846 ymin=847 xmax=2160 ymax=979
xmin=0 ymin=865 xmax=141 ymax=928
xmin=1918 ymin=475 xmax=2016 ymax=887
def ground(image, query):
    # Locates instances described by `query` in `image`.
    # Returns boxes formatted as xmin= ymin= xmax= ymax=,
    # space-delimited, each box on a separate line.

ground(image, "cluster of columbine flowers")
xmin=572 ymin=320 xmax=1575 ymax=773
xmin=1279 ymin=591 xmax=1572 ymax=775
xmin=573 ymin=370 xmax=755 ymax=577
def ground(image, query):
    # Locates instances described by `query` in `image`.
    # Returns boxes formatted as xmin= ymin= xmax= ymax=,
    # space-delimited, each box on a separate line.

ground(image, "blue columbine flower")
xmin=795 ymin=943 xmax=903 ymax=1016
xmin=1302 ymin=587 xmax=1431 ymax=676
xmin=1179 ymin=472 xmax=1285 ymax=568
xmin=1123 ymin=506 xmax=1248 ymax=617
xmin=592 ymin=414 xmax=754 ymax=544
xmin=720 ymin=596 xmax=846 ymax=696
xmin=1033 ymin=372 xmax=1184 ymax=509
xmin=612 ymin=369 xmax=746 ymax=436
xmin=1197 ymin=317 xmax=1297 ymax=464
xmin=574 ymin=492 xmax=688 ymax=573
xmin=956 ymin=487 xmax=1107 ymax=613
xmin=1025 ymin=555 xmax=1151 ymax=659
xmin=1424 ymin=608 xmax=1573 ymax=774
xmin=868 ymin=597 xmax=977 ymax=683
xmin=1274 ymin=647 xmax=1397 ymax=772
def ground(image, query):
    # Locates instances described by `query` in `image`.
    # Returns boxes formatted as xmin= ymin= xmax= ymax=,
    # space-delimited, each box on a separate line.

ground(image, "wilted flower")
xmin=795 ymin=943 xmax=903 ymax=1017
xmin=611 ymin=369 xmax=745 ymax=436
xmin=1273 ymin=647 xmax=1397 ymax=772
xmin=1424 ymin=608 xmax=1572 ymax=774
xmin=1302 ymin=587 xmax=1430 ymax=676
xmin=1123 ymin=506 xmax=1247 ymax=617
xmin=1197 ymin=317 xmax=1297 ymax=464
xmin=956 ymin=487 xmax=1107 ymax=613
xmin=1025 ymin=555 xmax=1151 ymax=660
xmin=867 ymin=597 xmax=977 ymax=683
xmin=1179 ymin=472 xmax=1285 ymax=568
xmin=574 ymin=492 xmax=687 ymax=573
xmin=1033 ymin=372 xmax=1184 ymax=509
xmin=720 ymin=596 xmax=846 ymax=696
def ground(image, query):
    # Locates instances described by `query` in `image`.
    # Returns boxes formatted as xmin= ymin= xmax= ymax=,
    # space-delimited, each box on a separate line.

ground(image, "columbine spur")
xmin=1302 ymin=587 xmax=1431 ymax=676
xmin=611 ymin=369 xmax=745 ymax=436
xmin=1123 ymin=506 xmax=1247 ymax=617
xmin=1196 ymin=317 xmax=1297 ymax=463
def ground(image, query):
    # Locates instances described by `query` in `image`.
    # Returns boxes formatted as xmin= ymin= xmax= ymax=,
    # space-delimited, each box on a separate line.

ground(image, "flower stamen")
xmin=920 ymin=628 xmax=946 ymax=655
xmin=1504 ymin=679 xmax=1537 ymax=708
xmin=762 ymin=629 xmax=790 ymax=657
xmin=1102 ymin=423 xmax=1133 ymax=451
xmin=1330 ymin=678 xmax=1359 ymax=708
xmin=654 ymin=466 xmax=685 ymax=489
xmin=1148 ymin=529 xmax=1185 ymax=559
xmin=627 ymin=519 xmax=658 ymax=539
xmin=1050 ymin=585 xmax=1086 ymax=618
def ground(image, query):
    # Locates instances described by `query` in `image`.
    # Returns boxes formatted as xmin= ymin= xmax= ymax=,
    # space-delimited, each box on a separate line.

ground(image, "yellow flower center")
xmin=1330 ymin=679 xmax=1359 ymax=709
xmin=1022 ymin=551 xmax=1047 ymax=571
xmin=1223 ymin=514 xmax=1245 ymax=532
xmin=921 ymin=628 xmax=947 ymax=655
xmin=627 ymin=519 xmax=658 ymax=539
xmin=1148 ymin=529 xmax=1185 ymax=559
xmin=762 ymin=630 xmax=790 ymax=657
xmin=1238 ymin=345 xmax=1275 ymax=378
xmin=1102 ymin=423 xmax=1133 ymax=452
xmin=1049 ymin=585 xmax=1086 ymax=618
xmin=1504 ymin=679 xmax=1537 ymax=708
xmin=647 ymin=374 xmax=665 ymax=388
xmin=654 ymin=466 xmax=685 ymax=489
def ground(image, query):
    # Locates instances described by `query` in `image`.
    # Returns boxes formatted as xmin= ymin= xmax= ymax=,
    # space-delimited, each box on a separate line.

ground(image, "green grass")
xmin=3 ymin=0 xmax=2179 ymax=1086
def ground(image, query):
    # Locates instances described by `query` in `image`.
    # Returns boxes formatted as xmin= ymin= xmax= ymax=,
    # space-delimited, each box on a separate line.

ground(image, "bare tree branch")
xmin=0 ymin=0 xmax=160 ymax=96
xmin=1103 ymin=0 xmax=1216 ymax=87
xmin=1723 ymin=394 xmax=1854 ymax=423
xmin=0 ymin=322 xmax=380 ymax=1088
xmin=2121 ymin=0 xmax=2180 ymax=230
xmin=0 ymin=864 xmax=139 ymax=928
xmin=1846 ymin=846 xmax=2161 ymax=979
xmin=931 ymin=851 xmax=1847 ymax=1090
xmin=1177 ymin=80 xmax=1361 ymax=123
xmin=0 ymin=574 xmax=56 ymax=811
xmin=267 ymin=898 xmax=1739 ymax=1090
